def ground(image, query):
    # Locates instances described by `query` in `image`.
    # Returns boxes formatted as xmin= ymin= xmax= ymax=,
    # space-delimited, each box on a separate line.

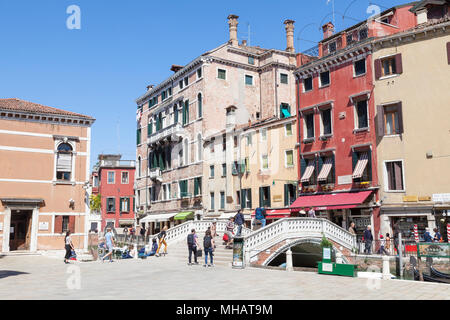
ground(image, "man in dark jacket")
xmin=363 ymin=225 xmax=374 ymax=254
xmin=235 ymin=210 xmax=245 ymax=236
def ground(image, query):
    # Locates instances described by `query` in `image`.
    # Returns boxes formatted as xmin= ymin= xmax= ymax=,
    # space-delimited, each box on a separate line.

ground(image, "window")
xmin=304 ymin=112 xmax=315 ymax=139
xmin=120 ymin=198 xmax=130 ymax=212
xmin=354 ymin=58 xmax=366 ymax=76
xmin=321 ymin=108 xmax=332 ymax=136
xmin=329 ymin=41 xmax=337 ymax=53
xmin=241 ymin=189 xmax=252 ymax=209
xmin=285 ymin=123 xmax=293 ymax=136
xmin=151 ymin=187 xmax=157 ymax=202
xmin=218 ymin=69 xmax=226 ymax=80
xmin=183 ymin=139 xmax=189 ymax=165
xmin=107 ymin=198 xmax=115 ymax=213
xmin=234 ymin=136 xmax=238 ymax=148
xmin=161 ymin=91 xmax=166 ymax=101
xmin=300 ymin=158 xmax=317 ymax=185
xmin=56 ymin=143 xmax=73 ymax=181
xmin=179 ymin=149 xmax=184 ymax=167
xmin=319 ymin=71 xmax=330 ymax=87
xmin=285 ymin=150 xmax=294 ymax=167
xmin=280 ymin=73 xmax=288 ymax=84
xmin=168 ymin=88 xmax=172 ymax=96
xmin=137 ymin=128 xmax=142 ymax=145
xmin=280 ymin=103 xmax=291 ymax=119
xmin=197 ymin=68 xmax=202 ymax=79
xmin=184 ymin=77 xmax=188 ymax=87
xmin=210 ymin=165 xmax=215 ymax=178
xmin=385 ymin=161 xmax=404 ymax=191
xmin=222 ymin=134 xmax=226 ymax=151
xmin=222 ymin=163 xmax=227 ymax=177
xmin=197 ymin=93 xmax=202 ymax=118
xmin=375 ymin=54 xmax=403 ymax=80
xmin=318 ymin=156 xmax=335 ymax=184
xmin=355 ymin=100 xmax=369 ymax=129
xmin=173 ymin=105 xmax=179 ymax=124
xmin=284 ymin=184 xmax=296 ymax=207
xmin=62 ymin=216 xmax=70 ymax=233
xmin=194 ymin=177 xmax=202 ymax=196
xmin=261 ymin=128 xmax=267 ymax=141
xmin=107 ymin=171 xmax=115 ymax=184
xmin=182 ymin=100 xmax=189 ymax=125
xmin=248 ymin=56 xmax=255 ymax=65
xmin=137 ymin=156 xmax=142 ymax=178
xmin=261 ymin=155 xmax=269 ymax=170
xmin=148 ymin=119 xmax=153 ymax=136
xmin=179 ymin=180 xmax=188 ymax=198
xmin=220 ymin=192 xmax=225 ymax=209
xmin=244 ymin=157 xmax=250 ymax=173
xmin=121 ymin=172 xmax=129 ymax=184
xmin=210 ymin=192 xmax=215 ymax=210
xmin=385 ymin=106 xmax=400 ymax=135
xmin=197 ymin=134 xmax=202 ymax=161
xmin=232 ymin=161 xmax=239 ymax=175
xmin=246 ymin=133 xmax=252 ymax=146
xmin=259 ymin=186 xmax=271 ymax=208
xmin=179 ymin=81 xmax=183 ymax=90
xmin=359 ymin=27 xmax=368 ymax=40
xmin=245 ymin=75 xmax=253 ymax=85
xmin=303 ymin=77 xmax=313 ymax=92
xmin=352 ymin=151 xmax=372 ymax=182
xmin=93 ymin=176 xmax=99 ymax=188
xmin=378 ymin=103 xmax=403 ymax=136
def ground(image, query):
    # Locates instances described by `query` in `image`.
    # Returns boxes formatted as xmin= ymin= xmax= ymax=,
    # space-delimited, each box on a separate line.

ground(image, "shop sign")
xmin=338 ymin=175 xmax=352 ymax=185
xmin=273 ymin=195 xmax=282 ymax=202
xmin=354 ymin=217 xmax=371 ymax=229
xmin=418 ymin=196 xmax=431 ymax=201
xmin=417 ymin=243 xmax=450 ymax=258
xmin=322 ymin=263 xmax=333 ymax=272
xmin=403 ymin=196 xmax=418 ymax=202
xmin=39 ymin=222 xmax=49 ymax=231
xmin=432 ymin=194 xmax=450 ymax=203
xmin=323 ymin=247 xmax=331 ymax=261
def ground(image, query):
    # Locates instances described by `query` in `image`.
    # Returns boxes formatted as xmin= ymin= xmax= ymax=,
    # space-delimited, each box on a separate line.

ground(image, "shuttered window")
xmin=56 ymin=143 xmax=73 ymax=181
xmin=386 ymin=161 xmax=404 ymax=191
xmin=377 ymin=102 xmax=404 ymax=137
xmin=375 ymin=54 xmax=402 ymax=80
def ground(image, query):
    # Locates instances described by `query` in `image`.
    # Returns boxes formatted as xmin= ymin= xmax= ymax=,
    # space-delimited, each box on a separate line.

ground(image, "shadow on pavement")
xmin=0 ymin=270 xmax=30 ymax=279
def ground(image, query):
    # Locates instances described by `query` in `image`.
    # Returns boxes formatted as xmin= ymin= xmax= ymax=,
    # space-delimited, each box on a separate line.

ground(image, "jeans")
xmin=204 ymin=247 xmax=213 ymax=265
xmin=260 ymin=219 xmax=266 ymax=228
xmin=365 ymin=241 xmax=372 ymax=254
xmin=236 ymin=225 xmax=243 ymax=236
xmin=188 ymin=245 xmax=198 ymax=264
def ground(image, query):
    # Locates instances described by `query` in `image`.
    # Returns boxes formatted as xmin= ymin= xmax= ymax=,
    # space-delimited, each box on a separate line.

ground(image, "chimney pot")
xmin=322 ymin=22 xmax=335 ymax=39
xmin=241 ymin=40 xmax=247 ymax=46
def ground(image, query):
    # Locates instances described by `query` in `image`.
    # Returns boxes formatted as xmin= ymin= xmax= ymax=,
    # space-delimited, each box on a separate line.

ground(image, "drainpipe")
xmin=274 ymin=60 xmax=279 ymax=118
xmin=295 ymin=74 xmax=302 ymax=193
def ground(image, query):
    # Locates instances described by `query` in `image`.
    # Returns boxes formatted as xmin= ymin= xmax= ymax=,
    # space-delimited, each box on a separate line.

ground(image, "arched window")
xmin=197 ymin=93 xmax=202 ymax=118
xmin=56 ymin=143 xmax=73 ymax=181
xmin=137 ymin=156 xmax=142 ymax=178
xmin=197 ymin=134 xmax=202 ymax=162
xmin=183 ymin=139 xmax=189 ymax=165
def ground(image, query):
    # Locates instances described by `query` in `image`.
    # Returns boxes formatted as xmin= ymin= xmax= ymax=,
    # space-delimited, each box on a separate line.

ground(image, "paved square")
xmin=0 ymin=255 xmax=449 ymax=300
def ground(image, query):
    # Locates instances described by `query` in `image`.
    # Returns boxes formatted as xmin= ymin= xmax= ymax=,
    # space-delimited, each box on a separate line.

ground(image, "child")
xmin=379 ymin=234 xmax=388 ymax=255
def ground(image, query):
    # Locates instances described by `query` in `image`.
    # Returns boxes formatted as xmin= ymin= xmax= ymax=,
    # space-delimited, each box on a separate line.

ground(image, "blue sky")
xmin=0 ymin=0 xmax=407 ymax=168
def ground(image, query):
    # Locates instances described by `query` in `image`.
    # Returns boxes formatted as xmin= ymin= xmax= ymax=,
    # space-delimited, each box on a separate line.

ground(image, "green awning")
xmin=281 ymin=108 xmax=291 ymax=118
xmin=174 ymin=211 xmax=194 ymax=220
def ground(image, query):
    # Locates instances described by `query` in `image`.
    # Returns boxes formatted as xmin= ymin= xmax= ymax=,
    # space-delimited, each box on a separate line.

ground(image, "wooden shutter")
xmin=377 ymin=105 xmax=385 ymax=137
xmin=374 ymin=59 xmax=382 ymax=80
xmin=447 ymin=42 xmax=450 ymax=65
xmin=284 ymin=184 xmax=289 ymax=207
xmin=54 ymin=215 xmax=63 ymax=234
xmin=397 ymin=102 xmax=404 ymax=134
xmin=395 ymin=54 xmax=403 ymax=74
xmin=69 ymin=216 xmax=75 ymax=233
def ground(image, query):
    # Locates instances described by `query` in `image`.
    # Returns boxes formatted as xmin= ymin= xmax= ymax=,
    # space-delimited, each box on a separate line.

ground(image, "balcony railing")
xmin=147 ymin=123 xmax=183 ymax=145
xmin=149 ymin=168 xmax=162 ymax=182
xmin=100 ymin=160 xmax=135 ymax=168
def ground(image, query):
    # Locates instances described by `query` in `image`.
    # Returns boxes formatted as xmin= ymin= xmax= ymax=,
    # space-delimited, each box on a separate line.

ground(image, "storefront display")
xmin=391 ymin=216 xmax=428 ymax=241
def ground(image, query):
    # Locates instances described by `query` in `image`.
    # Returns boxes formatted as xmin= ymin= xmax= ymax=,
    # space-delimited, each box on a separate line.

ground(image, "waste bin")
xmin=232 ymin=237 xmax=245 ymax=269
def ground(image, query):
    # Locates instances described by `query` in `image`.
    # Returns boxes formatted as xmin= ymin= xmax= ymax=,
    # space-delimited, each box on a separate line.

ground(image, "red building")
xmin=92 ymin=155 xmax=136 ymax=232
xmin=292 ymin=3 xmax=418 ymax=240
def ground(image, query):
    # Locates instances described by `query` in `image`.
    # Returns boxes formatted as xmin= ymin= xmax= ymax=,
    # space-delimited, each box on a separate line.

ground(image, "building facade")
xmin=0 ymin=98 xmax=94 ymax=252
xmin=373 ymin=0 xmax=450 ymax=241
xmin=91 ymin=154 xmax=136 ymax=232
xmin=293 ymin=3 xmax=418 ymax=240
xmin=135 ymin=16 xmax=297 ymax=234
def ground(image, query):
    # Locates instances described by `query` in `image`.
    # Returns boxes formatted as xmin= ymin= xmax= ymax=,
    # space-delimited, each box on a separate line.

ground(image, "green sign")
xmin=417 ymin=243 xmax=450 ymax=258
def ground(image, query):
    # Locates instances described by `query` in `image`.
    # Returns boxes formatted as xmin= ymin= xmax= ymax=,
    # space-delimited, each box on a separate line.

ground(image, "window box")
xmin=354 ymin=181 xmax=371 ymax=188
xmin=319 ymin=134 xmax=332 ymax=141
xmin=353 ymin=127 xmax=369 ymax=133
xmin=321 ymin=184 xmax=335 ymax=192
xmin=302 ymin=185 xmax=317 ymax=193
xmin=303 ymin=138 xmax=315 ymax=144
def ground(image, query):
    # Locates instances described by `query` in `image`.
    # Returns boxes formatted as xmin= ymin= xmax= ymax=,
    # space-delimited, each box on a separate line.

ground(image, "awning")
xmin=140 ymin=212 xmax=177 ymax=223
xmin=219 ymin=212 xmax=237 ymax=220
xmin=119 ymin=220 xmax=134 ymax=226
xmin=290 ymin=191 xmax=373 ymax=211
xmin=281 ymin=109 xmax=291 ymax=118
xmin=252 ymin=209 xmax=291 ymax=219
xmin=174 ymin=211 xmax=194 ymax=220
xmin=352 ymin=152 xmax=369 ymax=179
xmin=301 ymin=160 xmax=315 ymax=182
xmin=318 ymin=157 xmax=333 ymax=181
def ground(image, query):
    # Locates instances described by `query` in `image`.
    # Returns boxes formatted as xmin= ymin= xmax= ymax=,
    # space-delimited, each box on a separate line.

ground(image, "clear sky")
xmin=0 ymin=0 xmax=408 ymax=168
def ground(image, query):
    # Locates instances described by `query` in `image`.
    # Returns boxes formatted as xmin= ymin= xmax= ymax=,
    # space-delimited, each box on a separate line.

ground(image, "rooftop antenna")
xmin=247 ymin=22 xmax=251 ymax=46
xmin=116 ymin=119 xmax=121 ymax=155
xmin=327 ymin=0 xmax=336 ymax=26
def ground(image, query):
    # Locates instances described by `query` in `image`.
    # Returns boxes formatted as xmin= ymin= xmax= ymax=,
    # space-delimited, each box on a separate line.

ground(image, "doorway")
xmin=9 ymin=210 xmax=32 ymax=251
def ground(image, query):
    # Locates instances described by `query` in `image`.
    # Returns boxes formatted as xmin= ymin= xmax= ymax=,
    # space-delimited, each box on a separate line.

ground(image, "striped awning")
xmin=352 ymin=152 xmax=369 ymax=179
xmin=318 ymin=157 xmax=333 ymax=181
xmin=301 ymin=160 xmax=315 ymax=182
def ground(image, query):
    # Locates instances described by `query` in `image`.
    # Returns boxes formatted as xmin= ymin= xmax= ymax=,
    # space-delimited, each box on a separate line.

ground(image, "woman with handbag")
xmin=64 ymin=230 xmax=75 ymax=264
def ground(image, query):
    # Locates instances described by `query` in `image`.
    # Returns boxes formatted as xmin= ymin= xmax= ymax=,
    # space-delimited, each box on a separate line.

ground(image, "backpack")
xmin=204 ymin=236 xmax=212 ymax=249
xmin=187 ymin=234 xmax=194 ymax=246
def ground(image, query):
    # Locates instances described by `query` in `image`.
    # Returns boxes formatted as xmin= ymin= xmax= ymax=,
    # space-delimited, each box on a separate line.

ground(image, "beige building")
xmin=0 ymin=99 xmax=95 ymax=253
xmin=373 ymin=1 xmax=450 ymax=240
xmin=135 ymin=16 xmax=297 ymax=233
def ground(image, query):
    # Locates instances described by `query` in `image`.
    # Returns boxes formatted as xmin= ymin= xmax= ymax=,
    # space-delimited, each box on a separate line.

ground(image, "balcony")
xmin=147 ymin=123 xmax=184 ymax=145
xmin=149 ymin=168 xmax=162 ymax=182
xmin=99 ymin=160 xmax=135 ymax=168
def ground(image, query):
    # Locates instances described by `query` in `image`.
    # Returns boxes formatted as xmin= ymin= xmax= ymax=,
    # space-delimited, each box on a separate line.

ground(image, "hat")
xmin=379 ymin=235 xmax=383 ymax=239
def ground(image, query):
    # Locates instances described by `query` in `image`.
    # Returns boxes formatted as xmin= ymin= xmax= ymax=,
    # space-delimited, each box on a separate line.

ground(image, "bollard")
xmin=382 ymin=255 xmax=391 ymax=280
xmin=286 ymin=248 xmax=293 ymax=272
xmin=133 ymin=243 xmax=138 ymax=260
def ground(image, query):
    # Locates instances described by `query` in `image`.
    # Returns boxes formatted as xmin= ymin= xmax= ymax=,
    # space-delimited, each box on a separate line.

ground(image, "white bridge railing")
xmin=243 ymin=218 xmax=357 ymax=263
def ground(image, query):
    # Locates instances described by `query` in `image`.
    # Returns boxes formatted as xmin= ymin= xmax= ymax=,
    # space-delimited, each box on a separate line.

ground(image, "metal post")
xmin=398 ymin=232 xmax=403 ymax=278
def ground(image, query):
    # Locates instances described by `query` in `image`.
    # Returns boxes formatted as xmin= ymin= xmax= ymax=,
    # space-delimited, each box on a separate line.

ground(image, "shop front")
xmin=434 ymin=206 xmax=449 ymax=242
xmin=139 ymin=212 xmax=177 ymax=235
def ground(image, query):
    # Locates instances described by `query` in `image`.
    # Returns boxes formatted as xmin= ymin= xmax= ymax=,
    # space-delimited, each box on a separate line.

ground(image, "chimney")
xmin=241 ymin=40 xmax=247 ymax=46
xmin=284 ymin=20 xmax=295 ymax=53
xmin=322 ymin=22 xmax=334 ymax=39
xmin=228 ymin=14 xmax=239 ymax=46
xmin=146 ymin=85 xmax=154 ymax=91
xmin=170 ymin=65 xmax=183 ymax=73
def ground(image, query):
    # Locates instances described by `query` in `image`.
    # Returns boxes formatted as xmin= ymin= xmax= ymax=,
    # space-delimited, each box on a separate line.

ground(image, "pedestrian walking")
xmin=155 ymin=226 xmax=168 ymax=257
xmin=64 ymin=230 xmax=75 ymax=264
xmin=255 ymin=207 xmax=267 ymax=228
xmin=225 ymin=217 xmax=235 ymax=249
xmin=423 ymin=228 xmax=433 ymax=242
xmin=203 ymin=230 xmax=215 ymax=267
xmin=363 ymin=225 xmax=373 ymax=255
xmin=378 ymin=234 xmax=388 ymax=255
xmin=348 ymin=221 xmax=356 ymax=235
xmin=210 ymin=220 xmax=217 ymax=238
xmin=102 ymin=227 xmax=115 ymax=263
xmin=123 ymin=227 xmax=129 ymax=241
xmin=433 ymin=228 xmax=442 ymax=242
xmin=385 ymin=233 xmax=391 ymax=254
xmin=235 ymin=209 xmax=245 ymax=236
xmin=308 ymin=207 xmax=316 ymax=218
xmin=187 ymin=229 xmax=200 ymax=265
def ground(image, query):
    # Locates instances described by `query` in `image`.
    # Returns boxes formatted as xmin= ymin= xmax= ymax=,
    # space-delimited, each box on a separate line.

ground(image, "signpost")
xmin=318 ymin=247 xmax=356 ymax=277
xmin=232 ymin=237 xmax=245 ymax=269
xmin=417 ymin=243 xmax=450 ymax=258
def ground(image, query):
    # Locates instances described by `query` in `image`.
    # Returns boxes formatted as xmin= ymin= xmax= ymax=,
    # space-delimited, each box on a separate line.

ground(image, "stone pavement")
xmin=0 ymin=254 xmax=449 ymax=300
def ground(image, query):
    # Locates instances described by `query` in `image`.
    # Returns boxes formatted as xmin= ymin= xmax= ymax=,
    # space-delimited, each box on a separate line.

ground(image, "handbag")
xmin=196 ymin=249 xmax=202 ymax=258
xmin=70 ymin=250 xmax=77 ymax=260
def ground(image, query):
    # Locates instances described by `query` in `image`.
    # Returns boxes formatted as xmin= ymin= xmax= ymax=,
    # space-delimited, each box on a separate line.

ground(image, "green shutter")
xmin=158 ymin=150 xmax=164 ymax=170
xmin=148 ymin=122 xmax=152 ymax=136
xmin=248 ymin=189 xmax=252 ymax=209
xmin=259 ymin=187 xmax=263 ymax=207
xmin=198 ymin=94 xmax=202 ymax=118
xmin=300 ymin=158 xmax=307 ymax=179
xmin=284 ymin=184 xmax=289 ymax=207
xmin=331 ymin=154 xmax=336 ymax=184
xmin=119 ymin=198 xmax=123 ymax=212
xmin=367 ymin=149 xmax=372 ymax=181
xmin=240 ymin=189 xmax=245 ymax=209
xmin=127 ymin=197 xmax=130 ymax=212
xmin=194 ymin=178 xmax=199 ymax=196
xmin=137 ymin=129 xmax=141 ymax=145
xmin=318 ymin=157 xmax=324 ymax=177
